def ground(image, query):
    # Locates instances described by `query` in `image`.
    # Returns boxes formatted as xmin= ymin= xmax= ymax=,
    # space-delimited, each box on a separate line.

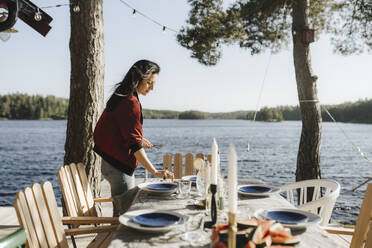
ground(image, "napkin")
xmin=114 ymin=186 xmax=141 ymax=216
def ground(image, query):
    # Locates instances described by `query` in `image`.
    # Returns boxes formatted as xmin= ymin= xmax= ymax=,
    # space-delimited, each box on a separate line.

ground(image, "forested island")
xmin=0 ymin=93 xmax=371 ymax=124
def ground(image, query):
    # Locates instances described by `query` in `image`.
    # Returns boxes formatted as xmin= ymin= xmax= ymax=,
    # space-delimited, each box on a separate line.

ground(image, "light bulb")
xmin=34 ymin=9 xmax=42 ymax=21
xmin=0 ymin=32 xmax=11 ymax=42
xmin=73 ymin=5 xmax=80 ymax=13
xmin=188 ymin=40 xmax=194 ymax=47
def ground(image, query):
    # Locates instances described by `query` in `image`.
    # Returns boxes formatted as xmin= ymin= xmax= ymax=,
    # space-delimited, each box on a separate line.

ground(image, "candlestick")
xmin=228 ymin=212 xmax=237 ymax=248
xmin=204 ymin=183 xmax=217 ymax=229
xmin=211 ymin=138 xmax=218 ymax=184
xmin=228 ymin=144 xmax=237 ymax=214
xmin=210 ymin=184 xmax=217 ymax=225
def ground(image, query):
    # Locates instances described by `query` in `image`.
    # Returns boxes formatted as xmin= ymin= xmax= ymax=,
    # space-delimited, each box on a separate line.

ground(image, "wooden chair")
xmin=324 ymin=183 xmax=372 ymax=248
xmin=280 ymin=179 xmax=340 ymax=226
xmin=58 ymin=163 xmax=114 ymax=218
xmin=0 ymin=227 xmax=26 ymax=248
xmin=163 ymin=153 xmax=211 ymax=179
xmin=13 ymin=181 xmax=119 ymax=248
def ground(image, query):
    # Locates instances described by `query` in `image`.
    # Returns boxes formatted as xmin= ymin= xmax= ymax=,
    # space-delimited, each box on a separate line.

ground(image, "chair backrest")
xmin=350 ymin=183 xmax=372 ymax=248
xmin=162 ymin=153 xmax=210 ymax=179
xmin=58 ymin=163 xmax=97 ymax=218
xmin=280 ymin=179 xmax=340 ymax=226
xmin=0 ymin=228 xmax=26 ymax=248
xmin=13 ymin=181 xmax=69 ymax=248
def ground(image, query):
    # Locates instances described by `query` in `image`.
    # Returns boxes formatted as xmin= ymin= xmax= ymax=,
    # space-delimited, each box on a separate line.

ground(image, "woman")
xmin=94 ymin=59 xmax=174 ymax=216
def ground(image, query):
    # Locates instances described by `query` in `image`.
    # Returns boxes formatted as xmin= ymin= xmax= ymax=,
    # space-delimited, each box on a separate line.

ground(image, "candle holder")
xmin=204 ymin=183 xmax=217 ymax=228
xmin=228 ymin=212 xmax=237 ymax=248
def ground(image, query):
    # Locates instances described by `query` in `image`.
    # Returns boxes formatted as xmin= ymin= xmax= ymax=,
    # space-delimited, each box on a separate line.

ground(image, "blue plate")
xmin=239 ymin=185 xmax=272 ymax=194
xmin=189 ymin=176 xmax=197 ymax=182
xmin=266 ymin=210 xmax=309 ymax=224
xmin=146 ymin=183 xmax=177 ymax=191
xmin=133 ymin=212 xmax=181 ymax=227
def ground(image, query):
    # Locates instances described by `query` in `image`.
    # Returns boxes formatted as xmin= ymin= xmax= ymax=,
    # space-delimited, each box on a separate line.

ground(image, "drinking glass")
xmin=182 ymin=214 xmax=208 ymax=247
xmin=177 ymin=180 xmax=191 ymax=198
xmin=196 ymin=171 xmax=205 ymax=197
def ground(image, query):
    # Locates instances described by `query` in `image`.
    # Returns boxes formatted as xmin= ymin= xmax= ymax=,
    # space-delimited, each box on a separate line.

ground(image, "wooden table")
xmin=109 ymin=179 xmax=348 ymax=248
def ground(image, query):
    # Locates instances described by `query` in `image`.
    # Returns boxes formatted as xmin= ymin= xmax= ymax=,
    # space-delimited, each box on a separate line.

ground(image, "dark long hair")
xmin=106 ymin=60 xmax=160 ymax=111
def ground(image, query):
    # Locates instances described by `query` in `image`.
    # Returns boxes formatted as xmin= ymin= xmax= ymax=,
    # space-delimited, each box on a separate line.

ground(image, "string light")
xmin=118 ymin=0 xmax=177 ymax=33
xmin=34 ymin=8 xmax=42 ymax=21
xmin=73 ymin=5 xmax=80 ymax=13
xmin=23 ymin=0 xmax=177 ymax=35
xmin=35 ymin=0 xmax=177 ymax=34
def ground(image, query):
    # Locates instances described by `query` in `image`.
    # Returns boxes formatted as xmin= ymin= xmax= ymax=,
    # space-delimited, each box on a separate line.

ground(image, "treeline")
xmin=0 ymin=94 xmax=68 ymax=120
xmin=254 ymin=99 xmax=372 ymax=123
xmin=143 ymin=109 xmax=253 ymax=120
xmin=1 ymin=94 xmax=371 ymax=124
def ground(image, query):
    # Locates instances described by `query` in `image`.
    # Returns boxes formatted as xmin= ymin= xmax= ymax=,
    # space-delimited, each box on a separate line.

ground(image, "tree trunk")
xmin=65 ymin=0 xmax=104 ymax=199
xmin=292 ymin=0 xmax=322 ymax=184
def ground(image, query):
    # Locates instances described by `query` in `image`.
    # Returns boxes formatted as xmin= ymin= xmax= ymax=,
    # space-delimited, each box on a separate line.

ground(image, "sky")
xmin=1 ymin=0 xmax=371 ymax=113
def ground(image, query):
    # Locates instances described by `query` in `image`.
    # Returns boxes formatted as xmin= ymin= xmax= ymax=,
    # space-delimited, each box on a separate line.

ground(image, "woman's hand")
xmin=154 ymin=169 xmax=174 ymax=181
xmin=141 ymin=137 xmax=153 ymax=149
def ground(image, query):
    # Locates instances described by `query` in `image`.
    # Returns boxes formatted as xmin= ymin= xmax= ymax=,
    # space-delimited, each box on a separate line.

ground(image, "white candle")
xmin=228 ymin=144 xmax=237 ymax=213
xmin=211 ymin=138 xmax=218 ymax=185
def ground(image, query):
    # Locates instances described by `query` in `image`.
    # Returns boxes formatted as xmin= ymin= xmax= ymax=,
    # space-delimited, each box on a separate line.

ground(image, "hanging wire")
xmin=35 ymin=0 xmax=76 ymax=10
xmin=252 ymin=0 xmax=288 ymax=122
xmin=40 ymin=3 xmax=71 ymax=9
xmin=247 ymin=1 xmax=288 ymax=152
xmin=321 ymin=106 xmax=372 ymax=191
xmin=118 ymin=0 xmax=178 ymax=33
xmin=252 ymin=53 xmax=273 ymax=121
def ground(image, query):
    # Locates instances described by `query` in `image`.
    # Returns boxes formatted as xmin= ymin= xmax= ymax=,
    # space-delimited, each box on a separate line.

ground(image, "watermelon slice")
xmin=269 ymin=223 xmax=292 ymax=238
xmin=272 ymin=236 xmax=300 ymax=246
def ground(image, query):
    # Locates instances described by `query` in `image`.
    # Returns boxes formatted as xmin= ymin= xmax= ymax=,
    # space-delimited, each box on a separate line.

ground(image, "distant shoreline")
xmin=1 ymin=94 xmax=371 ymax=124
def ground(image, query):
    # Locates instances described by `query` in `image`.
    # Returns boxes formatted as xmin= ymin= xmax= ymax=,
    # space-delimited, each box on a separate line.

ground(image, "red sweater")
xmin=93 ymin=94 xmax=143 ymax=176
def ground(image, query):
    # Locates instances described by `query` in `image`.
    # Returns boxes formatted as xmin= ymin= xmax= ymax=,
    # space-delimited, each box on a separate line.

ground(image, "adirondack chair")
xmin=0 ymin=227 xmax=26 ymax=248
xmin=163 ymin=153 xmax=211 ymax=179
xmin=13 ymin=181 xmax=119 ymax=248
xmin=280 ymin=179 xmax=341 ymax=226
xmin=58 ymin=163 xmax=114 ymax=219
xmin=324 ymin=183 xmax=372 ymax=248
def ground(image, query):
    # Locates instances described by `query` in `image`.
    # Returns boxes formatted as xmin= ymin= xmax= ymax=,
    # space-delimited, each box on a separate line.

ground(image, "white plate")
xmin=254 ymin=208 xmax=321 ymax=229
xmin=119 ymin=209 xmax=185 ymax=233
xmin=138 ymin=182 xmax=178 ymax=196
xmin=238 ymin=184 xmax=280 ymax=196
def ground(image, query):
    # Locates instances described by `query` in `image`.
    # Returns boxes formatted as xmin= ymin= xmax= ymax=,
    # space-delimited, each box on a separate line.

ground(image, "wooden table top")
xmin=109 ymin=179 xmax=347 ymax=248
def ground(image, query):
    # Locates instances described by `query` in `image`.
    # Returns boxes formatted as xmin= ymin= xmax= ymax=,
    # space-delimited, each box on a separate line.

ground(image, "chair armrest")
xmin=94 ymin=197 xmax=114 ymax=203
xmin=65 ymin=225 xmax=119 ymax=236
xmin=62 ymin=216 xmax=119 ymax=225
xmin=322 ymin=226 xmax=354 ymax=235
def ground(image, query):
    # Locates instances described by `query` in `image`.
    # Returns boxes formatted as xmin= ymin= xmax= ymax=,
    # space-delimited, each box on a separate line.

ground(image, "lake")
xmin=0 ymin=119 xmax=371 ymax=224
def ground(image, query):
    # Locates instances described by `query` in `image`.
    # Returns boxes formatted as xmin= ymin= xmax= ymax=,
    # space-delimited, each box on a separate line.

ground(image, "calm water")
xmin=1 ymin=120 xmax=371 ymax=224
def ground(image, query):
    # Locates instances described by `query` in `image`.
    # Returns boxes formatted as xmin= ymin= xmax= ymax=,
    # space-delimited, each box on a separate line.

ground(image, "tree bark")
xmin=65 ymin=0 xmax=104 ymax=199
xmin=292 ymin=0 xmax=322 ymax=183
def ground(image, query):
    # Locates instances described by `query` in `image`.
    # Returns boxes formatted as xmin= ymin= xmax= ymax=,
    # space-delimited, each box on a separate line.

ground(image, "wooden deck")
xmin=0 ymin=178 xmax=353 ymax=247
